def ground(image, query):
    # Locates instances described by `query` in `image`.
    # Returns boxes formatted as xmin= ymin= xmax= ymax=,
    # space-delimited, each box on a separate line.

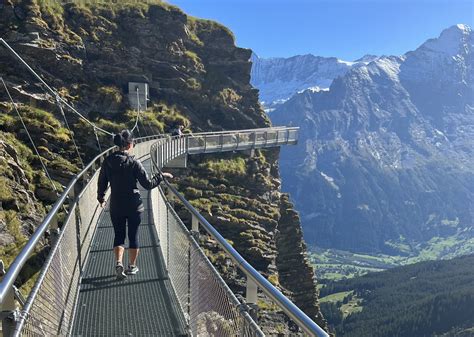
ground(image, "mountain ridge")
xmin=262 ymin=24 xmax=474 ymax=256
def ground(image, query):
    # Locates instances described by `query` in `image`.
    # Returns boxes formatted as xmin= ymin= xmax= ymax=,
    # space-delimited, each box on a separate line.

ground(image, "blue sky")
xmin=169 ymin=0 xmax=473 ymax=60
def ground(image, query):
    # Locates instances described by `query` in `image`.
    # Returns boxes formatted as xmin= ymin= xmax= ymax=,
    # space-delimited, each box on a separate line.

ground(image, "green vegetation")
xmin=186 ymin=15 xmax=236 ymax=44
xmin=0 ymin=211 xmax=28 ymax=268
xmin=199 ymin=157 xmax=247 ymax=177
xmin=311 ymin=231 xmax=474 ymax=282
xmin=319 ymin=255 xmax=474 ymax=337
xmin=257 ymin=299 xmax=278 ymax=312
xmin=319 ymin=290 xmax=352 ymax=304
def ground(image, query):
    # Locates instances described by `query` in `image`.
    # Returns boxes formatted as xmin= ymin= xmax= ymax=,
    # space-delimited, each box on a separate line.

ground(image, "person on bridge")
xmin=97 ymin=129 xmax=173 ymax=280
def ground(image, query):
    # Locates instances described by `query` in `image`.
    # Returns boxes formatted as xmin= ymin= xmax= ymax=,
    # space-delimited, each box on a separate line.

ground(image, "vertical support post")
xmin=75 ymin=205 xmax=84 ymax=275
xmin=1 ymin=261 xmax=18 ymax=337
xmin=246 ymin=276 xmax=259 ymax=321
xmin=191 ymin=215 xmax=199 ymax=233
xmin=187 ymin=240 xmax=192 ymax=328
xmin=49 ymin=213 xmax=60 ymax=245
xmin=1 ymin=287 xmax=18 ymax=337
xmin=246 ymin=277 xmax=258 ymax=304
xmin=171 ymin=138 xmax=174 ymax=157
xmin=236 ymin=133 xmax=240 ymax=150
xmin=166 ymin=202 xmax=170 ymax=267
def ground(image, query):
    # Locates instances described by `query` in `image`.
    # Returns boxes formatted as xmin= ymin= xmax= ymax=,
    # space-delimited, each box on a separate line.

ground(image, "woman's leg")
xmin=111 ymin=213 xmax=127 ymax=264
xmin=127 ymin=211 xmax=142 ymax=266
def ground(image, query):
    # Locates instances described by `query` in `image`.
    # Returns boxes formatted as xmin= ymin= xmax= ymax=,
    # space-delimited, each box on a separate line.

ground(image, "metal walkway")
xmin=72 ymin=163 xmax=187 ymax=336
xmin=0 ymin=127 xmax=329 ymax=337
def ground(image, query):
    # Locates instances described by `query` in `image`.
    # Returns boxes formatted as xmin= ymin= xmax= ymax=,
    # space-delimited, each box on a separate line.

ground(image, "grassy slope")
xmin=311 ymin=230 xmax=474 ymax=282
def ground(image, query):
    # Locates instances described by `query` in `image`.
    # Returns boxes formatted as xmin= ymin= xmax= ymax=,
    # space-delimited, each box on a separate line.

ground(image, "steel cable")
xmin=55 ymin=95 xmax=84 ymax=169
xmin=1 ymin=77 xmax=58 ymax=194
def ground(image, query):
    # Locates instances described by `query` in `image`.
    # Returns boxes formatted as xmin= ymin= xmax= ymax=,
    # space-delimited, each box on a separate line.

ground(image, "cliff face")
xmin=0 ymin=0 xmax=328 ymax=334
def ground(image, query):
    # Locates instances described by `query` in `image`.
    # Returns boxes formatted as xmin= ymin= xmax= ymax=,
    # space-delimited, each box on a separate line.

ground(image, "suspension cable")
xmin=1 ymin=77 xmax=58 ymax=194
xmin=139 ymin=118 xmax=149 ymax=137
xmin=93 ymin=127 xmax=102 ymax=152
xmin=0 ymin=38 xmax=114 ymax=136
xmin=131 ymin=87 xmax=141 ymax=133
xmin=55 ymin=95 xmax=84 ymax=169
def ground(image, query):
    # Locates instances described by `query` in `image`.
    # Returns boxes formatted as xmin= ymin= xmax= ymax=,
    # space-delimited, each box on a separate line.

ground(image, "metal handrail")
xmin=0 ymin=135 xmax=161 ymax=305
xmin=187 ymin=125 xmax=297 ymax=136
xmin=149 ymin=126 xmax=328 ymax=337
xmin=164 ymin=182 xmax=328 ymax=337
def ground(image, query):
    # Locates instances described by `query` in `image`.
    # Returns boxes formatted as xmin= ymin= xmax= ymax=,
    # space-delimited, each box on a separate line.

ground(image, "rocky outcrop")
xmin=276 ymin=194 xmax=328 ymax=330
xmin=0 ymin=131 xmax=45 ymax=267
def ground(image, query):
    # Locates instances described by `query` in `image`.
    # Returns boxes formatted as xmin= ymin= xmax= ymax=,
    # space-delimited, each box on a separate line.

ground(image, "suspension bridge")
xmin=0 ymin=38 xmax=329 ymax=336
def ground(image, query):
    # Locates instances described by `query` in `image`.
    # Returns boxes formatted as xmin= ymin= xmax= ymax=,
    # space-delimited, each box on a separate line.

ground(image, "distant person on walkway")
xmin=171 ymin=124 xmax=184 ymax=137
xmin=97 ymin=129 xmax=173 ymax=280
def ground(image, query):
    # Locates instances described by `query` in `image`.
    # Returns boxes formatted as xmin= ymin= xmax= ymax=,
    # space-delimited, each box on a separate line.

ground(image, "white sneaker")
xmin=116 ymin=262 xmax=127 ymax=280
xmin=125 ymin=265 xmax=139 ymax=275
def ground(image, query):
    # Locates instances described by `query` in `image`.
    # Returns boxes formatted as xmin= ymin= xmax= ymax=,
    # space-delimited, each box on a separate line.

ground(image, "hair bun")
xmin=113 ymin=133 xmax=123 ymax=147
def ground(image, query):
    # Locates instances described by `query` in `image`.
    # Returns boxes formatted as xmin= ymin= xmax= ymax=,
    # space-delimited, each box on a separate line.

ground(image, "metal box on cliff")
xmin=128 ymin=82 xmax=149 ymax=110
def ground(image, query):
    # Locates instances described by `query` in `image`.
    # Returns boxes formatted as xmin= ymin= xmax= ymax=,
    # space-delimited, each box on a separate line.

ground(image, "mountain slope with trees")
xmin=320 ymin=254 xmax=474 ymax=337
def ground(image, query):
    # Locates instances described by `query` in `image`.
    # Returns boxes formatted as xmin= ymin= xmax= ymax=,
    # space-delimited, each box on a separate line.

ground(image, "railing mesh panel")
xmin=150 ymin=186 xmax=262 ymax=336
xmin=189 ymin=240 xmax=260 ymax=336
xmin=165 ymin=200 xmax=190 ymax=319
xmin=77 ymin=171 xmax=101 ymax=266
xmin=21 ymin=206 xmax=80 ymax=336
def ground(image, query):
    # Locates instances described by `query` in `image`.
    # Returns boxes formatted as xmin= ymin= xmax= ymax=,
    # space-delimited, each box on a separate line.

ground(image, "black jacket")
xmin=97 ymin=151 xmax=162 ymax=214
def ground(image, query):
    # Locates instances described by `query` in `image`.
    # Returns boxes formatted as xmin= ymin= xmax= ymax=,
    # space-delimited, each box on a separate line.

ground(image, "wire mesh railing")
xmin=0 ymin=136 xmax=160 ymax=337
xmin=150 ymin=187 xmax=264 ymax=336
xmin=186 ymin=127 xmax=298 ymax=154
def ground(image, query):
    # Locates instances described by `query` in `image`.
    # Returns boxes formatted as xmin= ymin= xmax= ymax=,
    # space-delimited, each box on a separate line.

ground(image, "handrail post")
xmin=0 ymin=290 xmax=18 ymax=337
xmin=49 ymin=213 xmax=60 ymax=245
xmin=191 ymin=214 xmax=199 ymax=240
xmin=1 ymin=262 xmax=18 ymax=337
xmin=246 ymin=277 xmax=259 ymax=321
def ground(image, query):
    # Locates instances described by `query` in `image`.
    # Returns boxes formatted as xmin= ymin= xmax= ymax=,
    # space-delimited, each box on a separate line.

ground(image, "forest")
xmin=319 ymin=254 xmax=474 ymax=336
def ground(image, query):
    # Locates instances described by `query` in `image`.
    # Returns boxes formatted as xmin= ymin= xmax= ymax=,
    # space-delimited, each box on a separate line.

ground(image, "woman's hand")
xmin=162 ymin=172 xmax=174 ymax=179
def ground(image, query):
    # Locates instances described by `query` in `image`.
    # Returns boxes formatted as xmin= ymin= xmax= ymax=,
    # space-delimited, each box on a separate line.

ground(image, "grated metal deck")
xmin=71 ymin=164 xmax=187 ymax=336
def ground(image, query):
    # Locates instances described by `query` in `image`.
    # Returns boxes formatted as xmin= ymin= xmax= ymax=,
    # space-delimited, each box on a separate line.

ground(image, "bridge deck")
xmin=71 ymin=163 xmax=187 ymax=336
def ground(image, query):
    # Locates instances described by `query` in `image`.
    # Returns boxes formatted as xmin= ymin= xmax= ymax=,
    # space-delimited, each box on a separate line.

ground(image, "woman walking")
xmin=97 ymin=130 xmax=173 ymax=280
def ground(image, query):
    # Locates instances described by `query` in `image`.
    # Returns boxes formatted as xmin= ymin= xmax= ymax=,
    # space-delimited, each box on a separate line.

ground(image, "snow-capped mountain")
xmin=250 ymin=53 xmax=375 ymax=110
xmin=268 ymin=24 xmax=474 ymax=255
